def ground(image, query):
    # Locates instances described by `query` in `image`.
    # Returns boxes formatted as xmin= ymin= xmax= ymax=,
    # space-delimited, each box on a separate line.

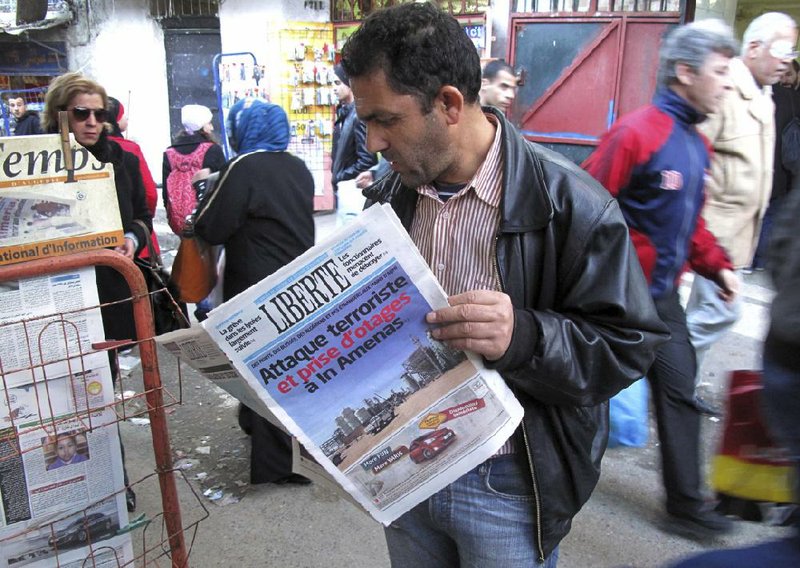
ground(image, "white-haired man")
xmin=686 ymin=12 xmax=798 ymax=384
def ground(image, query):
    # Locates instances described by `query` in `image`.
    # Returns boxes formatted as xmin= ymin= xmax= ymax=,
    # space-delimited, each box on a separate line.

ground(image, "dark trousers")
xmin=648 ymin=292 xmax=704 ymax=514
xmin=751 ymin=198 xmax=779 ymax=270
xmin=238 ymin=405 xmax=293 ymax=484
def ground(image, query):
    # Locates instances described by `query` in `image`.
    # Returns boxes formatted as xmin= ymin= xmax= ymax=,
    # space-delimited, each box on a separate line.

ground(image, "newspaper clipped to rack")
xmin=0 ymin=268 xmax=133 ymax=567
xmin=0 ymin=134 xmax=124 ymax=266
xmin=158 ymin=204 xmax=523 ymax=524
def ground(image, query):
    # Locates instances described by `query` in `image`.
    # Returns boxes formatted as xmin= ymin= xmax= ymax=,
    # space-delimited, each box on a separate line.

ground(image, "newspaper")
xmin=159 ymin=204 xmax=523 ymax=524
xmin=0 ymin=268 xmax=133 ymax=568
xmin=0 ymin=134 xmax=124 ymax=266
xmin=157 ymin=325 xmax=281 ymax=430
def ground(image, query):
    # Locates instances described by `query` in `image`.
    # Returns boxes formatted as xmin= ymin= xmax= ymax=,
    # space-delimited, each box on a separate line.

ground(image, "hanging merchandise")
xmin=212 ymin=52 xmax=269 ymax=159
xmin=274 ymin=23 xmax=338 ymax=212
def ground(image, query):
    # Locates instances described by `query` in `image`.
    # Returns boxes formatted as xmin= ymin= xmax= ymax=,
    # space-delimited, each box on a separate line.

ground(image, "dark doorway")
xmin=163 ymin=18 xmax=221 ymax=142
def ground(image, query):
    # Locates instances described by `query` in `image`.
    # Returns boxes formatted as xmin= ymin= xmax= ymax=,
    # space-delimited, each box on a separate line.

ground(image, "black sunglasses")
xmin=68 ymin=107 xmax=109 ymax=122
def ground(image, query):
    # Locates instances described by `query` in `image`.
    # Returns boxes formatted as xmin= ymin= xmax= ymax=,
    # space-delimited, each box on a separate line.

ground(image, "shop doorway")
xmin=163 ymin=21 xmax=221 ymax=142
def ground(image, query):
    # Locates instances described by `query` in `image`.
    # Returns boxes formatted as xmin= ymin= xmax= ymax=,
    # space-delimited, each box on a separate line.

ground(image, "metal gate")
xmin=163 ymin=26 xmax=222 ymax=139
xmin=509 ymin=11 xmax=680 ymax=163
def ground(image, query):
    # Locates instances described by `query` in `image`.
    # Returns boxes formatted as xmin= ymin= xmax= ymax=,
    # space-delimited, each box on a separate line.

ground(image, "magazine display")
xmin=159 ymin=204 xmax=523 ymax=524
xmin=0 ymin=268 xmax=133 ymax=567
xmin=0 ymin=134 xmax=124 ymax=266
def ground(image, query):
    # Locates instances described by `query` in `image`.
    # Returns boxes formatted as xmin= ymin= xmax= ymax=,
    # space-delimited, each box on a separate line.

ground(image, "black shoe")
xmin=237 ymin=404 xmax=253 ymax=436
xmin=693 ymin=396 xmax=721 ymax=417
xmin=666 ymin=507 xmax=734 ymax=538
xmin=273 ymin=474 xmax=312 ymax=486
xmin=126 ymin=487 xmax=137 ymax=512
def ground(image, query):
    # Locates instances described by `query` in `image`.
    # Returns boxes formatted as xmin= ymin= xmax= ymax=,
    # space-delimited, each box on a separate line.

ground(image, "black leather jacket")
xmin=332 ymin=102 xmax=377 ymax=190
xmin=364 ymin=108 xmax=668 ymax=559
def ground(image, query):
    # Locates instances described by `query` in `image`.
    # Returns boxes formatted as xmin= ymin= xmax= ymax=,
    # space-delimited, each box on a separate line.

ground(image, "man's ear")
xmin=675 ymin=62 xmax=696 ymax=86
xmin=480 ymin=77 xmax=490 ymax=88
xmin=438 ymin=86 xmax=464 ymax=124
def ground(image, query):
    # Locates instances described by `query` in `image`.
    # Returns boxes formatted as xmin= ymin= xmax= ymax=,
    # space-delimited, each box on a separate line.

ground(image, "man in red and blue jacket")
xmin=584 ymin=20 xmax=740 ymax=538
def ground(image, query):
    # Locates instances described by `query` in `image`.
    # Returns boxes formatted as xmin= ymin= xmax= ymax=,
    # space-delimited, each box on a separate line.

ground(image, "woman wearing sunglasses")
xmin=43 ymin=73 xmax=152 ymax=513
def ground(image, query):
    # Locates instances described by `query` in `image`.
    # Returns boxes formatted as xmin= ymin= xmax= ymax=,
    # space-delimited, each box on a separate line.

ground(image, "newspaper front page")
xmin=0 ymin=268 xmax=133 ymax=568
xmin=0 ymin=134 xmax=124 ymax=266
xmin=160 ymin=204 xmax=523 ymax=524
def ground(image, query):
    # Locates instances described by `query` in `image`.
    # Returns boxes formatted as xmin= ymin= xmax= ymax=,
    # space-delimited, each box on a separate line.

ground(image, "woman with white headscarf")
xmin=195 ymin=98 xmax=315 ymax=485
xmin=161 ymin=104 xmax=226 ymax=226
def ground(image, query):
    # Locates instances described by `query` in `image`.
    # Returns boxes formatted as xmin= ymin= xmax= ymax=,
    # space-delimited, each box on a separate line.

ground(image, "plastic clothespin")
xmin=116 ymin=513 xmax=151 ymax=535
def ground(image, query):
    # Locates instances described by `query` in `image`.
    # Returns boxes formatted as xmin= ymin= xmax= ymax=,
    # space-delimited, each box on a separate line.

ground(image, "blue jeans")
xmin=384 ymin=455 xmax=559 ymax=568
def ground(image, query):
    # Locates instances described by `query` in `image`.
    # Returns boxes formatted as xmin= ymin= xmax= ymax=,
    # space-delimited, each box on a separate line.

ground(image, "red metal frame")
xmin=0 ymin=250 xmax=188 ymax=567
xmin=517 ymin=18 xmax=620 ymax=127
xmin=507 ymin=13 xmax=680 ymax=147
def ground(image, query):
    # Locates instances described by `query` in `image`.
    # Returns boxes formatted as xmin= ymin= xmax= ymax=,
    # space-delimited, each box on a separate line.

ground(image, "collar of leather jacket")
xmin=363 ymin=107 xmax=555 ymax=233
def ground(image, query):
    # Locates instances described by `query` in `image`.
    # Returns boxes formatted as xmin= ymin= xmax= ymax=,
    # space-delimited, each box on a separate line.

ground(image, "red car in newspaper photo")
xmin=409 ymin=428 xmax=456 ymax=464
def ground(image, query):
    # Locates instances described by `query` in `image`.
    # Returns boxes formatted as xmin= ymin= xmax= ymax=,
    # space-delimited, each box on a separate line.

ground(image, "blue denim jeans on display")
xmin=384 ymin=455 xmax=559 ymax=568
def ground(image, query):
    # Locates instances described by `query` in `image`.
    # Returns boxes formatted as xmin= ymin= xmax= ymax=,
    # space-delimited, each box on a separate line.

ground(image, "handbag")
xmin=170 ymin=219 xmax=218 ymax=303
xmin=132 ymin=221 xmax=190 ymax=335
xmin=168 ymin=170 xmax=225 ymax=304
xmin=711 ymin=370 xmax=796 ymax=524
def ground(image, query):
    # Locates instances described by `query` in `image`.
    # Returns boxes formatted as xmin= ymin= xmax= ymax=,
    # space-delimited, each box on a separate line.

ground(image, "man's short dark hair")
xmin=482 ymin=59 xmax=514 ymax=81
xmin=341 ymin=3 xmax=481 ymax=114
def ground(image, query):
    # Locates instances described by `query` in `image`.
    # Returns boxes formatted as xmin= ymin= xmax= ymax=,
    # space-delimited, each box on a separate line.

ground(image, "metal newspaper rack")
xmin=0 ymin=250 xmax=207 ymax=567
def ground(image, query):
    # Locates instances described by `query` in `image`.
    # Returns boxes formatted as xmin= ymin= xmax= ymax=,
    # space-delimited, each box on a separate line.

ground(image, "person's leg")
xmin=248 ymin=413 xmax=299 ymax=484
xmin=384 ymin=499 xmax=459 ymax=568
xmin=451 ymin=455 xmax=557 ymax=568
xmin=648 ymin=294 xmax=704 ymax=512
xmin=385 ymin=456 xmax=557 ymax=568
xmin=109 ymin=350 xmax=136 ymax=512
xmin=762 ymin=350 xmax=800 ymax=505
xmin=750 ymin=204 xmax=775 ymax=271
xmin=648 ymin=293 xmax=730 ymax=534
xmin=685 ymin=274 xmax=741 ymax=373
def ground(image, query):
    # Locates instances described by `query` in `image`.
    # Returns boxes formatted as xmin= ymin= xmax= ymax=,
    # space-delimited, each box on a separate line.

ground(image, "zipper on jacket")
xmin=521 ymin=417 xmax=545 ymax=562
xmin=495 ymin=234 xmax=546 ymax=562
xmin=664 ymin=127 xmax=700 ymax=291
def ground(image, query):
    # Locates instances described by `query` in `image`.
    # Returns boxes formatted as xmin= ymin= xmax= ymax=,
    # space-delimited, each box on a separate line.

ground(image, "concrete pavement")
xmin=120 ymin=212 xmax=791 ymax=567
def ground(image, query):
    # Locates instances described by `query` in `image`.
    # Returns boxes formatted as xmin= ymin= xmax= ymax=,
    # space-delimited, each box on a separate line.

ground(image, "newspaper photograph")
xmin=0 ymin=194 xmax=86 ymax=242
xmin=199 ymin=204 xmax=523 ymax=524
xmin=0 ymin=134 xmax=124 ymax=265
xmin=0 ymin=268 xmax=132 ymax=567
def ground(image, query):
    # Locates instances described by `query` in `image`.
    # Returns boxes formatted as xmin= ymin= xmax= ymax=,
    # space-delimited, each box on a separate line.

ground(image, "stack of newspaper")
xmin=158 ymin=204 xmax=523 ymax=524
xmin=0 ymin=269 xmax=133 ymax=567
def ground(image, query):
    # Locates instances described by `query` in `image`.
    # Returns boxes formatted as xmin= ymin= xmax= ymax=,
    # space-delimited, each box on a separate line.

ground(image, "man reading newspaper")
xmin=344 ymin=4 xmax=669 ymax=566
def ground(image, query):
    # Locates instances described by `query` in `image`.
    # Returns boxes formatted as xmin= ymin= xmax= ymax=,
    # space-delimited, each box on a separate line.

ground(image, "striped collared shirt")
xmin=410 ymin=114 xmax=503 ymax=295
xmin=410 ymin=114 xmax=516 ymax=454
